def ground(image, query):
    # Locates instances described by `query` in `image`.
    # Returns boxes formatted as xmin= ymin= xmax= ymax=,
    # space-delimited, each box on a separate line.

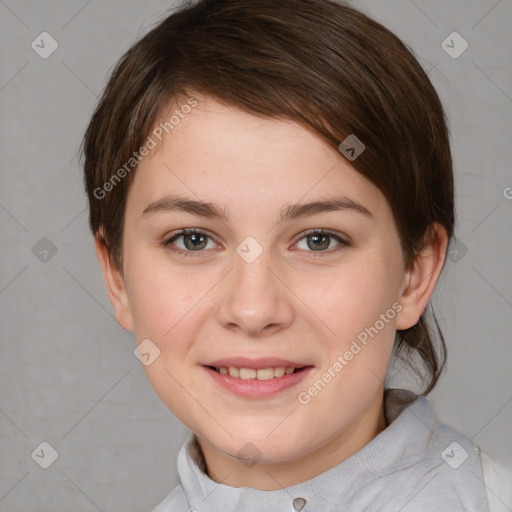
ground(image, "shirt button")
xmin=293 ymin=497 xmax=307 ymax=510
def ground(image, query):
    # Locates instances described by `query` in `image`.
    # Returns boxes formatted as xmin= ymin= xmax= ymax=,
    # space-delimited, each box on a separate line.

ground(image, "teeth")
xmin=219 ymin=366 xmax=297 ymax=380
xmin=228 ymin=366 xmax=240 ymax=378
xmin=256 ymin=368 xmax=274 ymax=380
xmin=239 ymin=368 xmax=256 ymax=379
xmin=274 ymin=367 xmax=286 ymax=378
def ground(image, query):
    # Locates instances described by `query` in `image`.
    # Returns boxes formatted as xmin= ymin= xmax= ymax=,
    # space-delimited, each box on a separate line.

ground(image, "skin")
xmin=96 ymin=95 xmax=448 ymax=490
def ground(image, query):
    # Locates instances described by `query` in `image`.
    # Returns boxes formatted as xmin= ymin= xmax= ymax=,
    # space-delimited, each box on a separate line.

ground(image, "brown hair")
xmin=82 ymin=0 xmax=454 ymax=394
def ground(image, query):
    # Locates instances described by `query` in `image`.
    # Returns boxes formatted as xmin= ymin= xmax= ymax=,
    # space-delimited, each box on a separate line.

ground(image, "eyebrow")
xmin=142 ymin=194 xmax=373 ymax=222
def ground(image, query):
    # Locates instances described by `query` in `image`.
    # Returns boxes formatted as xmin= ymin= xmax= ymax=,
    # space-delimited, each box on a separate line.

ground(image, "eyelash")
xmin=162 ymin=228 xmax=350 ymax=258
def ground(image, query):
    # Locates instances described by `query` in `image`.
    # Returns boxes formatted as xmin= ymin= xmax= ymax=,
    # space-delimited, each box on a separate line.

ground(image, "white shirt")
xmin=153 ymin=388 xmax=512 ymax=511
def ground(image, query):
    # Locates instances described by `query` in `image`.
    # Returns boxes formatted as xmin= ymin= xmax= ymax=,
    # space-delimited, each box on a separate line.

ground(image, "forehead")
xmin=127 ymin=97 xmax=389 ymax=222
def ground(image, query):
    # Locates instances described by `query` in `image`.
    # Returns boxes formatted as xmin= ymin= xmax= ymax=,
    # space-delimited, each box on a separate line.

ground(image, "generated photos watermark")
xmin=297 ymin=301 xmax=402 ymax=405
xmin=93 ymin=97 xmax=198 ymax=200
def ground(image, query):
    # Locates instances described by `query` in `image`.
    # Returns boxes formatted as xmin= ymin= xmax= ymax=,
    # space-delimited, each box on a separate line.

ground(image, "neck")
xmin=197 ymin=388 xmax=388 ymax=490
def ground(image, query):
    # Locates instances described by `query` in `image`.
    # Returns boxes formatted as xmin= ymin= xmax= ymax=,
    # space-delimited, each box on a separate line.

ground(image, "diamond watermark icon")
xmin=441 ymin=441 xmax=468 ymax=469
xmin=442 ymin=32 xmax=468 ymax=59
xmin=32 ymin=237 xmax=58 ymax=263
xmin=31 ymin=32 xmax=59 ymax=59
xmin=338 ymin=134 xmax=365 ymax=161
xmin=134 ymin=338 xmax=161 ymax=366
xmin=447 ymin=238 xmax=468 ymax=263
xmin=31 ymin=441 xmax=59 ymax=469
xmin=236 ymin=236 xmax=263 ymax=264
xmin=236 ymin=442 xmax=263 ymax=467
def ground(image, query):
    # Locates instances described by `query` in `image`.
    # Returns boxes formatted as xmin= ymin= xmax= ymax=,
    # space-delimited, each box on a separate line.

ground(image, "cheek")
xmin=125 ymin=252 xmax=217 ymax=366
xmin=303 ymin=256 xmax=401 ymax=402
xmin=307 ymin=255 xmax=400 ymax=341
xmin=293 ymin=258 xmax=400 ymax=426
xmin=125 ymin=244 xmax=193 ymax=330
xmin=125 ymin=256 xmax=212 ymax=427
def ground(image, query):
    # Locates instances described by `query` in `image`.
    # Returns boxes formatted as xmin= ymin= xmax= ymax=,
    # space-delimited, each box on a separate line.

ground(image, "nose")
xmin=214 ymin=247 xmax=294 ymax=337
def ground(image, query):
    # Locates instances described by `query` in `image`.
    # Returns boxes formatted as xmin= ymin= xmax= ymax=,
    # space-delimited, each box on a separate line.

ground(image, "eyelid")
xmin=293 ymin=228 xmax=349 ymax=253
xmin=295 ymin=228 xmax=349 ymax=243
xmin=163 ymin=228 xmax=221 ymax=256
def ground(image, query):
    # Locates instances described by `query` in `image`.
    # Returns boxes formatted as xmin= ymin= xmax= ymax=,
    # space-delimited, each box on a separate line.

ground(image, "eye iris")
xmin=184 ymin=233 xmax=207 ymax=250
xmin=308 ymin=234 xmax=330 ymax=251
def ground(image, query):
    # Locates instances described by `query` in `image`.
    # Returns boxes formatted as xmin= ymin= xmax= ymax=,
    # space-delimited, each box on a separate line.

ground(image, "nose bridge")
xmin=231 ymin=240 xmax=277 ymax=306
xmin=214 ymin=237 xmax=294 ymax=335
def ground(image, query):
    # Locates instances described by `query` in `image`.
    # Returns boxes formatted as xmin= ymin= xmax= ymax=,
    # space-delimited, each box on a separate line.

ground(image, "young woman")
xmin=82 ymin=0 xmax=511 ymax=510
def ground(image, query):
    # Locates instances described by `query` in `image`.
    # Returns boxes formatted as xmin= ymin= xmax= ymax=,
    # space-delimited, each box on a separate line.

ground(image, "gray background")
xmin=0 ymin=0 xmax=511 ymax=510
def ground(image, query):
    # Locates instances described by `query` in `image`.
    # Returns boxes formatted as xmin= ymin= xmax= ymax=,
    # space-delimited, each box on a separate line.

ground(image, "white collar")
xmin=177 ymin=389 xmax=428 ymax=512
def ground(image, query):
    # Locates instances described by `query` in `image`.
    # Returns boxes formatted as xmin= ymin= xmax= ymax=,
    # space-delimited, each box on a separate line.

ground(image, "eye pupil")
xmin=184 ymin=233 xmax=207 ymax=250
xmin=308 ymin=234 xmax=330 ymax=251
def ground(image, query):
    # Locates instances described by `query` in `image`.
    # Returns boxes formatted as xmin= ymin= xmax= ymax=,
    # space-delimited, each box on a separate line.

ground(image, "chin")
xmin=217 ymin=430 xmax=306 ymax=465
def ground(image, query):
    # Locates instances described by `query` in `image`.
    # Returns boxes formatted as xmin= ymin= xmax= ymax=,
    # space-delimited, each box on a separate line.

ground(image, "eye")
xmin=163 ymin=228 xmax=349 ymax=258
xmin=294 ymin=229 xmax=348 ymax=253
xmin=163 ymin=229 xmax=217 ymax=255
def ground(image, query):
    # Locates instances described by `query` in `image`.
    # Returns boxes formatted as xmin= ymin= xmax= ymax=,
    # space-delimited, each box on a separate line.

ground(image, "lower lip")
xmin=203 ymin=366 xmax=314 ymax=398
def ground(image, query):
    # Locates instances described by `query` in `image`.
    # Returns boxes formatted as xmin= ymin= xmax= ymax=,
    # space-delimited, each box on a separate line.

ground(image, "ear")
xmin=94 ymin=232 xmax=134 ymax=331
xmin=396 ymin=224 xmax=449 ymax=330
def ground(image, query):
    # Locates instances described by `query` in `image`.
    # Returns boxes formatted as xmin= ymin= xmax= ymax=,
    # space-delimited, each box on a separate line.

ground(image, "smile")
xmin=209 ymin=366 xmax=301 ymax=380
xmin=203 ymin=364 xmax=313 ymax=398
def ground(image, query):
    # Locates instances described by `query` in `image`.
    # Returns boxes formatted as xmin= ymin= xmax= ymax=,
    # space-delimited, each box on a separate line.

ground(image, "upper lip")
xmin=204 ymin=357 xmax=312 ymax=369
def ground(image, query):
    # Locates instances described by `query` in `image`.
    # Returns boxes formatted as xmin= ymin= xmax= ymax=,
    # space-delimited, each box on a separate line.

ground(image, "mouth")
xmin=206 ymin=365 xmax=309 ymax=380
xmin=202 ymin=360 xmax=314 ymax=398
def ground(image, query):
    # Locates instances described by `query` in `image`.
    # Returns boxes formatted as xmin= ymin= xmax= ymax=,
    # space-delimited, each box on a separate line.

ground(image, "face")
xmin=114 ymin=96 xmax=411 ymax=466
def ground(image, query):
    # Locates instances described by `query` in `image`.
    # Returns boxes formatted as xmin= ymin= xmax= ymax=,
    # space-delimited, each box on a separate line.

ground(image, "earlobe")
xmin=94 ymin=233 xmax=135 ymax=331
xmin=396 ymin=224 xmax=449 ymax=331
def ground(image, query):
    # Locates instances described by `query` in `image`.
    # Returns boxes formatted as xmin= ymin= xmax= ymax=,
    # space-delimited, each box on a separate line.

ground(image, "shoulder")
xmin=151 ymin=483 xmax=189 ymax=512
xmin=479 ymin=450 xmax=512 ymax=512
xmin=384 ymin=394 xmax=500 ymax=511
